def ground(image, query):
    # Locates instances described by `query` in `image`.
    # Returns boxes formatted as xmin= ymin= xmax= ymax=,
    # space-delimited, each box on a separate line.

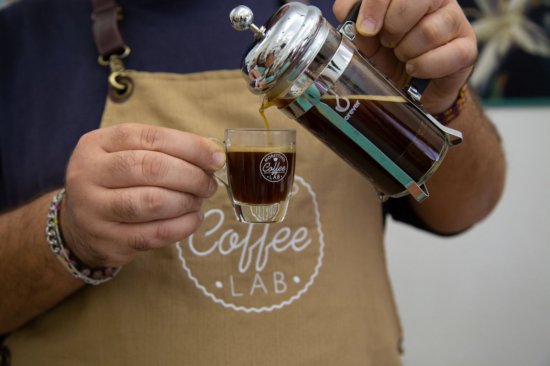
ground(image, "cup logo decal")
xmin=334 ymin=93 xmax=351 ymax=113
xmin=176 ymin=176 xmax=325 ymax=313
xmin=260 ymin=152 xmax=288 ymax=183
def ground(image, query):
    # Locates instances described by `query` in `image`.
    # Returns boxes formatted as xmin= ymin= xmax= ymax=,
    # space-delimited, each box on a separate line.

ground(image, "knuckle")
xmin=128 ymin=234 xmax=153 ymax=252
xmin=394 ymin=44 xmax=413 ymax=62
xmin=154 ymin=222 xmax=172 ymax=243
xmin=456 ymin=40 xmax=478 ymax=66
xmin=191 ymin=213 xmax=204 ymax=232
xmin=384 ymin=4 xmax=407 ymax=35
xmin=367 ymin=0 xmax=388 ymax=11
xmin=140 ymin=187 xmax=165 ymax=216
xmin=418 ymin=20 xmax=440 ymax=44
xmin=197 ymin=171 xmax=212 ymax=196
xmin=111 ymin=124 xmax=133 ymax=145
xmin=190 ymin=136 xmax=212 ymax=167
xmin=78 ymin=131 xmax=94 ymax=146
xmin=471 ymin=46 xmax=479 ymax=65
xmin=383 ymin=21 xmax=402 ymax=38
xmin=395 ymin=0 xmax=407 ymax=17
xmin=110 ymin=150 xmax=137 ymax=173
xmin=179 ymin=194 xmax=197 ymax=215
xmin=441 ymin=8 xmax=462 ymax=35
xmin=187 ymin=138 xmax=203 ymax=163
xmin=110 ymin=191 xmax=139 ymax=219
xmin=189 ymin=166 xmax=204 ymax=187
xmin=181 ymin=164 xmax=207 ymax=193
xmin=141 ymin=152 xmax=168 ymax=183
xmin=140 ymin=125 xmax=165 ymax=151
xmin=179 ymin=214 xmax=202 ymax=240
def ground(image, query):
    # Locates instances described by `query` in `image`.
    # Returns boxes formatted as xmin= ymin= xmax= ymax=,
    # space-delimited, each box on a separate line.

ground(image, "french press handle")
xmin=338 ymin=1 xmax=431 ymax=100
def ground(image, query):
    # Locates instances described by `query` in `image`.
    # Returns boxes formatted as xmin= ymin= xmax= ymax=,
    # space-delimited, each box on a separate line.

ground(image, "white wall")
xmin=386 ymin=107 xmax=550 ymax=366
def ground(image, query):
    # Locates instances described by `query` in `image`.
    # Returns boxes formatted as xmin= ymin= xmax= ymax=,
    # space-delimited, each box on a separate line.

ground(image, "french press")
xmin=229 ymin=1 xmax=463 ymax=202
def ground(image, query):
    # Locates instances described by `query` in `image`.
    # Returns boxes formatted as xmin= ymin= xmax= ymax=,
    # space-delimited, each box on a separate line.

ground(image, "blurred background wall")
xmin=386 ymin=2 xmax=550 ymax=363
xmin=387 ymin=106 xmax=550 ymax=366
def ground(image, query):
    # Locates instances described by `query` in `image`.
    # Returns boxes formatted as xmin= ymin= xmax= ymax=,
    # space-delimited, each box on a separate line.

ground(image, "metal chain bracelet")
xmin=46 ymin=188 xmax=121 ymax=285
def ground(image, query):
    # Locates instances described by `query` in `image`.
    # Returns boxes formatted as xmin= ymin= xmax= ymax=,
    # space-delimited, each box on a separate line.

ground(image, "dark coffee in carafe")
xmin=296 ymin=96 xmax=448 ymax=197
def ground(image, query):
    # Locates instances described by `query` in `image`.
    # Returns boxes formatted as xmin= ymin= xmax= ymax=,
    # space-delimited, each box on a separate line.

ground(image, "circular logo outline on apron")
xmin=175 ymin=175 xmax=325 ymax=313
xmin=260 ymin=152 xmax=288 ymax=183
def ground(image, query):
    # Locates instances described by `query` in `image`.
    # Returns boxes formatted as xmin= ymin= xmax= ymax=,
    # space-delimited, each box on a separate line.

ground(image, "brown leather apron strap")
xmin=91 ymin=0 xmax=126 ymax=59
xmin=91 ymin=0 xmax=133 ymax=102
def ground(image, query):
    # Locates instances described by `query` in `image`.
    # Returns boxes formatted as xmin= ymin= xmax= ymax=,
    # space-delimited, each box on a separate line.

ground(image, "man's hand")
xmin=0 ymin=123 xmax=226 ymax=334
xmin=335 ymin=0 xmax=505 ymax=233
xmin=333 ymin=0 xmax=477 ymax=114
xmin=61 ymin=123 xmax=225 ymax=268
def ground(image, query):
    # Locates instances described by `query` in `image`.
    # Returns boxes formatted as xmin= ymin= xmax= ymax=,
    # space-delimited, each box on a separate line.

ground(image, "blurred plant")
xmin=0 ymin=0 xmax=19 ymax=10
xmin=465 ymin=0 xmax=550 ymax=90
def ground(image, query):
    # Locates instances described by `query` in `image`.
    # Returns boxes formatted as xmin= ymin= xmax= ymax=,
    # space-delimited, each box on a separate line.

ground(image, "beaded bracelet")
xmin=432 ymin=84 xmax=470 ymax=125
xmin=46 ymin=189 xmax=121 ymax=285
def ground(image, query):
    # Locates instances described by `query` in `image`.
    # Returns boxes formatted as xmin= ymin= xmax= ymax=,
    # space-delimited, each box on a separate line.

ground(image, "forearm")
xmin=0 ymin=191 xmax=83 ymax=335
xmin=409 ymin=92 xmax=506 ymax=233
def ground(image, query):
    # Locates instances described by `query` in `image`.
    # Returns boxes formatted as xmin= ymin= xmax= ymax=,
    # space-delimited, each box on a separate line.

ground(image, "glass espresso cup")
xmin=212 ymin=129 xmax=296 ymax=224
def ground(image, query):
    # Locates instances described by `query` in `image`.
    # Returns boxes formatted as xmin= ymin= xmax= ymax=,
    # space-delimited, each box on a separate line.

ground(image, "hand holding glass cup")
xmin=211 ymin=129 xmax=296 ymax=223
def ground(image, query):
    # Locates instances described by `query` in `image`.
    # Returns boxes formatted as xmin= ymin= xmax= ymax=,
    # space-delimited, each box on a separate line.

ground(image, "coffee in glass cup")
xmin=212 ymin=129 xmax=296 ymax=223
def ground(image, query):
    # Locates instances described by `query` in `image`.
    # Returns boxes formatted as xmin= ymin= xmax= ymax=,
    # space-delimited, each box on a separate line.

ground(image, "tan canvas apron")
xmin=5 ymin=70 xmax=403 ymax=366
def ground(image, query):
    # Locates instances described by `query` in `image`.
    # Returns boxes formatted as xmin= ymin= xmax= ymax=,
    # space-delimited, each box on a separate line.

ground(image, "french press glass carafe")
xmin=229 ymin=2 xmax=463 ymax=202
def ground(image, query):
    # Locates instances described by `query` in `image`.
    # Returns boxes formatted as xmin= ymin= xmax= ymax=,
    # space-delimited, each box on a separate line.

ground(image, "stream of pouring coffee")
xmin=259 ymin=95 xmax=272 ymax=130
xmin=259 ymin=94 xmax=407 ymax=130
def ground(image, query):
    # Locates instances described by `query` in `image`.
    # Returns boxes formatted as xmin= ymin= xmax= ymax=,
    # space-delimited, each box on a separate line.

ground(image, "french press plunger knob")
xmin=229 ymin=5 xmax=266 ymax=39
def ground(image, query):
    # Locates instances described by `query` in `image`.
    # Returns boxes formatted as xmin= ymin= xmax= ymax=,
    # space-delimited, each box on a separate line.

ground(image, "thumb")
xmin=332 ymin=0 xmax=381 ymax=57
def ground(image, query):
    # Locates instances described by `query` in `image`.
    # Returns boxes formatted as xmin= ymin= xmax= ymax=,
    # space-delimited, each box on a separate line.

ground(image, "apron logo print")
xmin=260 ymin=152 xmax=288 ymax=183
xmin=176 ymin=176 xmax=325 ymax=313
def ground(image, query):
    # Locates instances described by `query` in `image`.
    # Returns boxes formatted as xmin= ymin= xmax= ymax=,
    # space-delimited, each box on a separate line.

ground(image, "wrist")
xmin=50 ymin=189 xmax=121 ymax=284
xmin=431 ymin=84 xmax=470 ymax=125
xmin=424 ymin=88 xmax=462 ymax=115
xmin=58 ymin=196 xmax=91 ymax=266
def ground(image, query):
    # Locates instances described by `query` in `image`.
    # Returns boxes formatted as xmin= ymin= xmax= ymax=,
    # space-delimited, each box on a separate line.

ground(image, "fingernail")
xmin=213 ymin=151 xmax=225 ymax=169
xmin=209 ymin=177 xmax=218 ymax=194
xmin=406 ymin=63 xmax=415 ymax=74
xmin=361 ymin=18 xmax=377 ymax=34
xmin=197 ymin=198 xmax=204 ymax=206
xmin=198 ymin=211 xmax=205 ymax=222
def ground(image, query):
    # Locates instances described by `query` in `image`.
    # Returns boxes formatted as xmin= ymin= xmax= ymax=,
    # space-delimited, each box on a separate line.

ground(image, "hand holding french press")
xmin=333 ymin=0 xmax=478 ymax=114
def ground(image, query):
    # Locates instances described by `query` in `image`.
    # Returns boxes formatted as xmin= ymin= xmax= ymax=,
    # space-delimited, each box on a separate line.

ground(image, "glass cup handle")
xmin=209 ymin=138 xmax=229 ymax=187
